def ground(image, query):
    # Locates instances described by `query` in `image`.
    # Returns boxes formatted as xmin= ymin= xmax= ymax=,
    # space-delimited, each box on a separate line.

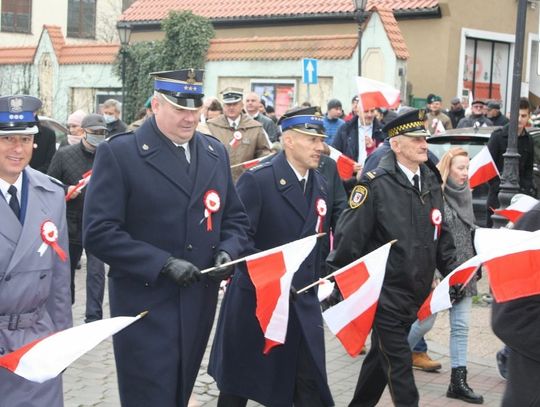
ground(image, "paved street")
xmin=64 ymin=260 xmax=506 ymax=406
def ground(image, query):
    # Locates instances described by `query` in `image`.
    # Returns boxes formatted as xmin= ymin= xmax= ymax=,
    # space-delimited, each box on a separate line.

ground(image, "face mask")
xmin=103 ymin=114 xmax=116 ymax=124
xmin=85 ymin=133 xmax=106 ymax=147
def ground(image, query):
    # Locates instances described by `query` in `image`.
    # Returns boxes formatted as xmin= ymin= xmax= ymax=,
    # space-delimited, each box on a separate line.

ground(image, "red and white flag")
xmin=231 ymin=154 xmax=275 ymax=170
xmin=468 ymin=146 xmax=499 ymax=189
xmin=474 ymin=228 xmax=540 ymax=302
xmin=245 ymin=234 xmax=318 ymax=354
xmin=431 ymin=118 xmax=446 ymax=135
xmin=494 ymin=194 xmax=539 ymax=223
xmin=355 ymin=77 xmax=400 ymax=111
xmin=322 ymin=242 xmax=392 ymax=356
xmin=417 ymin=256 xmax=481 ymax=320
xmin=328 ymin=145 xmax=357 ymax=180
xmin=65 ymin=170 xmax=92 ymax=201
xmin=0 ymin=313 xmax=146 ymax=383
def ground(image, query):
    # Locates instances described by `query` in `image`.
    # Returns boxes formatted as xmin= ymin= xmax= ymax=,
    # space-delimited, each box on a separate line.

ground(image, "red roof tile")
xmin=0 ymin=26 xmax=119 ymax=65
xmin=0 ymin=46 xmax=35 ymax=65
xmin=121 ymin=0 xmax=438 ymax=22
xmin=206 ymin=34 xmax=358 ymax=61
xmin=372 ymin=7 xmax=409 ymax=59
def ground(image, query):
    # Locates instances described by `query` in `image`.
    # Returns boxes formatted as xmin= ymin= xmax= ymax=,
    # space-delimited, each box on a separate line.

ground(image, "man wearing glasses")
xmin=0 ymin=95 xmax=72 ymax=406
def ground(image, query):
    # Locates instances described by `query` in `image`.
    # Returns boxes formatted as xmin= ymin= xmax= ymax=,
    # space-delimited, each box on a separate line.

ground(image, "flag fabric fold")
xmin=65 ymin=170 xmax=92 ymax=201
xmin=417 ymin=256 xmax=481 ymax=320
xmin=494 ymin=195 xmax=539 ymax=223
xmin=468 ymin=146 xmax=499 ymax=189
xmin=322 ymin=242 xmax=392 ymax=356
xmin=355 ymin=77 xmax=400 ymax=111
xmin=231 ymin=154 xmax=275 ymax=170
xmin=328 ymin=145 xmax=357 ymax=180
xmin=0 ymin=314 xmax=145 ymax=383
xmin=474 ymin=229 xmax=540 ymax=302
xmin=245 ymin=234 xmax=318 ymax=354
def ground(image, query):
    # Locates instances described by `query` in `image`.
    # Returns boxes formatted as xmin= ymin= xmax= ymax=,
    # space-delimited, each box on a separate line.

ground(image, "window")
xmin=463 ymin=38 xmax=510 ymax=107
xmin=1 ymin=0 xmax=31 ymax=33
xmin=67 ymin=0 xmax=96 ymax=39
xmin=251 ymin=81 xmax=296 ymax=117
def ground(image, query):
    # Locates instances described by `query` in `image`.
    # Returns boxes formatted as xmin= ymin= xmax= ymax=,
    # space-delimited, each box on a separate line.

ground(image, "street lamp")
xmin=352 ymin=0 xmax=368 ymax=76
xmin=117 ymin=23 xmax=132 ymax=120
xmin=491 ymin=0 xmax=527 ymax=227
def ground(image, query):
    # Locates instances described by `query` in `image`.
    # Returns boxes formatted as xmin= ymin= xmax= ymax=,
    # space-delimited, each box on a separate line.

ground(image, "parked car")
xmin=38 ymin=115 xmax=69 ymax=148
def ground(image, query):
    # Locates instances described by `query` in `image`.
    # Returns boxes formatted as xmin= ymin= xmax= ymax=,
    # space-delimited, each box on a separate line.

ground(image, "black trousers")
xmin=217 ymin=335 xmax=327 ymax=407
xmin=502 ymin=348 xmax=540 ymax=406
xmin=349 ymin=310 xmax=419 ymax=407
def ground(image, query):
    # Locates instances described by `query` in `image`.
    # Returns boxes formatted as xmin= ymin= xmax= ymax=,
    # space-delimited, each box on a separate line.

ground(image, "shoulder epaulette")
xmin=249 ymin=161 xmax=272 ymax=172
xmin=46 ymin=175 xmax=65 ymax=189
xmin=107 ymin=131 xmax=133 ymax=141
xmin=361 ymin=168 xmax=387 ymax=183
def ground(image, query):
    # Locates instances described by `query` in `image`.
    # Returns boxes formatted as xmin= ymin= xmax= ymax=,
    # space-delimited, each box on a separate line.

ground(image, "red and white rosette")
xmin=315 ymin=198 xmax=327 ymax=233
xmin=229 ymin=131 xmax=242 ymax=148
xmin=203 ymin=190 xmax=221 ymax=231
xmin=430 ymin=208 xmax=442 ymax=241
xmin=38 ymin=220 xmax=68 ymax=261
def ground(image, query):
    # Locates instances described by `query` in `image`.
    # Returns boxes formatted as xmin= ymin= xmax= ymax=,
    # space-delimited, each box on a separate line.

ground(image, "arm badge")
xmin=349 ymin=185 xmax=368 ymax=209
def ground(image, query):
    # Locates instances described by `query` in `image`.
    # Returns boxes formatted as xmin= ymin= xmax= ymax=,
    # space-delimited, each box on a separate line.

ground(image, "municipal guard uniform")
xmin=328 ymin=109 xmax=456 ymax=407
xmin=492 ymin=202 xmax=540 ymax=407
xmin=83 ymin=70 xmax=249 ymax=407
xmin=209 ymin=107 xmax=334 ymax=407
xmin=0 ymin=95 xmax=72 ymax=407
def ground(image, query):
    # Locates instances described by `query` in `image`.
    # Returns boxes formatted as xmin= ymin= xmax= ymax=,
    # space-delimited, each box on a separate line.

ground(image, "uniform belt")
xmin=0 ymin=309 xmax=42 ymax=330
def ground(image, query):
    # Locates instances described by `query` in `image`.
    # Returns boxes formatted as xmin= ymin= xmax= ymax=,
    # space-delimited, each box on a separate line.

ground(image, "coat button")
xmin=187 ymin=244 xmax=193 ymax=251
xmin=144 ymin=282 xmax=149 ymax=287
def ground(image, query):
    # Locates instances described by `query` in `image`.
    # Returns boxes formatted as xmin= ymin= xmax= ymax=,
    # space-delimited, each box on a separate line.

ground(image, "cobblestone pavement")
xmin=64 ymin=262 xmax=505 ymax=406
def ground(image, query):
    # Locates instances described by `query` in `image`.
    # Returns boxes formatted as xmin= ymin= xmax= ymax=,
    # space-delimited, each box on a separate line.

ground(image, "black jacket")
xmin=107 ymin=119 xmax=128 ymax=136
xmin=487 ymin=125 xmax=536 ymax=210
xmin=48 ymin=142 xmax=95 ymax=244
xmin=328 ymin=151 xmax=457 ymax=321
xmin=29 ymin=123 xmax=56 ymax=173
xmin=332 ymin=115 xmax=384 ymax=162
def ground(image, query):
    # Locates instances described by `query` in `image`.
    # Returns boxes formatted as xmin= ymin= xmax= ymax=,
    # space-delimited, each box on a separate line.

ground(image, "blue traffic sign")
xmin=302 ymin=58 xmax=318 ymax=85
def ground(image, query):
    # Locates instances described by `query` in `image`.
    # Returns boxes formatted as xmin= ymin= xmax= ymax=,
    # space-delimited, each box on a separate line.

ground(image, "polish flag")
xmin=474 ymin=229 xmax=540 ymax=302
xmin=328 ymin=145 xmax=357 ymax=180
xmin=417 ymin=256 xmax=481 ymax=320
xmin=65 ymin=170 xmax=92 ymax=201
xmin=355 ymin=77 xmax=400 ymax=111
xmin=245 ymin=234 xmax=318 ymax=354
xmin=231 ymin=154 xmax=275 ymax=170
xmin=431 ymin=118 xmax=446 ymax=135
xmin=494 ymin=195 xmax=539 ymax=223
xmin=0 ymin=313 xmax=146 ymax=383
xmin=322 ymin=242 xmax=392 ymax=356
xmin=468 ymin=146 xmax=499 ymax=189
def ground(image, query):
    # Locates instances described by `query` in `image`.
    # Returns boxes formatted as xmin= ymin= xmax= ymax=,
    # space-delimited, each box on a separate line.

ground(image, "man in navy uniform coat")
xmin=0 ymin=95 xmax=72 ymax=406
xmin=209 ymin=106 xmax=334 ymax=407
xmin=83 ymin=69 xmax=250 ymax=407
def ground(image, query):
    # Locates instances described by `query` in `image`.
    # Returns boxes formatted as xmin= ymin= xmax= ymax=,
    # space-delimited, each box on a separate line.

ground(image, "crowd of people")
xmin=0 ymin=71 xmax=538 ymax=407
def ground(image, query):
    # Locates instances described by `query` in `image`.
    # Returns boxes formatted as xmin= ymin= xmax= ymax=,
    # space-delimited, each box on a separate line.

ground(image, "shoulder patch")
xmin=349 ymin=185 xmax=368 ymax=209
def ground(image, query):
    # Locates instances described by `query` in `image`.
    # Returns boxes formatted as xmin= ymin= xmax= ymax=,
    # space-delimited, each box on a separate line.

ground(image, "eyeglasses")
xmin=0 ymin=135 xmax=34 ymax=145
xmin=85 ymin=130 xmax=108 ymax=136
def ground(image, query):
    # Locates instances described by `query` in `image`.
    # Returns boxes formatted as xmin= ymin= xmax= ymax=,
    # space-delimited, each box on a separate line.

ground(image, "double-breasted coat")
xmin=209 ymin=151 xmax=334 ymax=407
xmin=82 ymin=117 xmax=249 ymax=407
xmin=0 ymin=167 xmax=72 ymax=407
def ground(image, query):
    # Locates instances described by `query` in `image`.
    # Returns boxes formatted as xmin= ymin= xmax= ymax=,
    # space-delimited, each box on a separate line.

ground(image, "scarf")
xmin=444 ymin=178 xmax=475 ymax=228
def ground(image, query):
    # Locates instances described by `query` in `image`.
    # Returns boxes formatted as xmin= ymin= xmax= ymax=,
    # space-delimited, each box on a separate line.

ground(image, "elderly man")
xmin=101 ymin=98 xmax=128 ymax=136
xmin=210 ymin=106 xmax=334 ymax=407
xmin=244 ymin=91 xmax=279 ymax=143
xmin=83 ymin=69 xmax=249 ymax=407
xmin=486 ymin=101 xmax=509 ymax=127
xmin=457 ymin=100 xmax=493 ymax=128
xmin=329 ymin=109 xmax=457 ymax=407
xmin=207 ymin=87 xmax=272 ymax=181
xmin=0 ymin=95 xmax=72 ymax=406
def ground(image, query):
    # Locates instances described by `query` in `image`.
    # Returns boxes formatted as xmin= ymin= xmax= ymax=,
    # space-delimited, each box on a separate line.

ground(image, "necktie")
xmin=177 ymin=146 xmax=190 ymax=173
xmin=413 ymin=174 xmax=420 ymax=192
xmin=8 ymin=185 xmax=20 ymax=220
xmin=299 ymin=179 xmax=306 ymax=195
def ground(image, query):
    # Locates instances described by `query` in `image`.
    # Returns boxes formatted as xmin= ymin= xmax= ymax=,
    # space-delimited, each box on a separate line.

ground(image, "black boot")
xmin=447 ymin=367 xmax=484 ymax=404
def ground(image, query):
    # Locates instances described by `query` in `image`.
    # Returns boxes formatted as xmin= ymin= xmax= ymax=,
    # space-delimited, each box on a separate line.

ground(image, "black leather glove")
xmin=160 ymin=257 xmax=201 ymax=287
xmin=320 ymin=286 xmax=343 ymax=312
xmin=449 ymin=284 xmax=465 ymax=304
xmin=208 ymin=251 xmax=234 ymax=282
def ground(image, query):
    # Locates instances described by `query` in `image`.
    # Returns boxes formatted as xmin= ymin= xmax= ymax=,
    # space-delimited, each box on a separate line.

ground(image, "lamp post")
xmin=491 ymin=0 xmax=528 ymax=228
xmin=352 ymin=0 xmax=368 ymax=76
xmin=117 ymin=23 xmax=132 ymax=120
